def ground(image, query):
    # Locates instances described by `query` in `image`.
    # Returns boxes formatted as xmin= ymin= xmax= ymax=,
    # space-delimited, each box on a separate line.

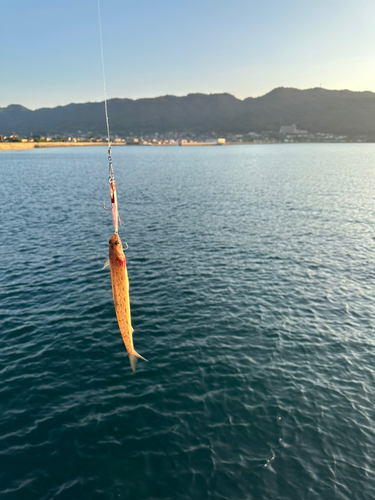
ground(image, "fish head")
xmin=109 ymin=233 xmax=127 ymax=266
xmin=109 ymin=232 xmax=123 ymax=253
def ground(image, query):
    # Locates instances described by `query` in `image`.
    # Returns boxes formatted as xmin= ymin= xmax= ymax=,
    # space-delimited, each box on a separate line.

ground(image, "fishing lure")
xmin=106 ymin=149 xmax=120 ymax=233
xmin=109 ymin=178 xmax=119 ymax=233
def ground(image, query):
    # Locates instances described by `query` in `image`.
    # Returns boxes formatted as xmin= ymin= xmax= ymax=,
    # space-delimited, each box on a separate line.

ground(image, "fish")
xmin=105 ymin=232 xmax=147 ymax=372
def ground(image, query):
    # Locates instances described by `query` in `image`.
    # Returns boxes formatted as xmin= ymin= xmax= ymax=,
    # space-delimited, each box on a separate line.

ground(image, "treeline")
xmin=1 ymin=87 xmax=375 ymax=138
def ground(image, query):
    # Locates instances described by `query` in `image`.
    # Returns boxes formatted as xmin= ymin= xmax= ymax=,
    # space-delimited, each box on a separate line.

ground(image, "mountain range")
xmin=1 ymin=87 xmax=375 ymax=138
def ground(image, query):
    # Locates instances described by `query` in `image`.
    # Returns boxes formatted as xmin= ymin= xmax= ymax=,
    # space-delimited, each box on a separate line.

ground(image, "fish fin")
xmin=128 ymin=355 xmax=138 ymax=373
xmin=101 ymin=259 xmax=110 ymax=270
xmin=128 ymin=351 xmax=148 ymax=373
xmin=134 ymin=350 xmax=148 ymax=362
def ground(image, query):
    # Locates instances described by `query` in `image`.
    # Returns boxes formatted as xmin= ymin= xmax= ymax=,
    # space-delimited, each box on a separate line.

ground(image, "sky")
xmin=1 ymin=0 xmax=375 ymax=109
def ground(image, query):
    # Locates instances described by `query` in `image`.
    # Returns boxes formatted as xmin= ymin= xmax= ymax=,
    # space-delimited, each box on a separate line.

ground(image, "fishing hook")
xmin=103 ymin=201 xmax=112 ymax=210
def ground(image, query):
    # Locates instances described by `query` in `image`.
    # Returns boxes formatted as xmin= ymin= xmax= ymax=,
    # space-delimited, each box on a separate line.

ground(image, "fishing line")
xmin=97 ymin=0 xmax=120 ymax=233
xmin=97 ymin=0 xmax=110 ymax=147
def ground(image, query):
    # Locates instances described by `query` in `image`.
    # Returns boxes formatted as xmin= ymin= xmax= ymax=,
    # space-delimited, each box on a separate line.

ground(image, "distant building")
xmin=279 ymin=124 xmax=298 ymax=134
xmin=217 ymin=138 xmax=226 ymax=144
xmin=279 ymin=124 xmax=308 ymax=135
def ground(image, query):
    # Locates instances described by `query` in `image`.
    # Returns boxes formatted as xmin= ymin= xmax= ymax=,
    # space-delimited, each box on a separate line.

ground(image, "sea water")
xmin=0 ymin=144 xmax=374 ymax=499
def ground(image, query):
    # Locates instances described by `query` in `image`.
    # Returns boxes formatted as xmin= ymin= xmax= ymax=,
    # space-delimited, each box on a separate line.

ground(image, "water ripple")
xmin=1 ymin=145 xmax=375 ymax=499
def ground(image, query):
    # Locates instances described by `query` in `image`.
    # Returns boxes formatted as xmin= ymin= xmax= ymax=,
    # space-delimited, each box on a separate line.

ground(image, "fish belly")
xmin=110 ymin=263 xmax=134 ymax=354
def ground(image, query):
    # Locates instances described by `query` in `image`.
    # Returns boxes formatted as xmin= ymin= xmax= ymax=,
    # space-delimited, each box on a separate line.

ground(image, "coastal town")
xmin=0 ymin=125 xmax=365 ymax=149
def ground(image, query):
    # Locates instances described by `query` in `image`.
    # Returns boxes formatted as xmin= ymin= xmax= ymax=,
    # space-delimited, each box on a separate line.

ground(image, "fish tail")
xmin=128 ymin=351 xmax=148 ymax=373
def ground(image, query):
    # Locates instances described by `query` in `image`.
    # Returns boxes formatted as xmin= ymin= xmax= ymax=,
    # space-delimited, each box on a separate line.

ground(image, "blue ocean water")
xmin=0 ymin=143 xmax=375 ymax=500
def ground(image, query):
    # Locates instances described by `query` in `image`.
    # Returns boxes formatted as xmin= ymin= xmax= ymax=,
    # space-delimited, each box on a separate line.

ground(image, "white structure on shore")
xmin=280 ymin=124 xmax=298 ymax=134
xmin=279 ymin=124 xmax=307 ymax=135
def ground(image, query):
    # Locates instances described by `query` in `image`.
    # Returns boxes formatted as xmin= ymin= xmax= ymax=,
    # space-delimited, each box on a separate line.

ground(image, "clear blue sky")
xmin=1 ymin=0 xmax=374 ymax=109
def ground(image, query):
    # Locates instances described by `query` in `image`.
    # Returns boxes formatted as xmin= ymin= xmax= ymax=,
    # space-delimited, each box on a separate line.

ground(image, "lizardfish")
xmin=103 ymin=233 xmax=147 ymax=372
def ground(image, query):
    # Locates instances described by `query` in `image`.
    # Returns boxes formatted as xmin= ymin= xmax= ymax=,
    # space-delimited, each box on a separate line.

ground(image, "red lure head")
xmin=109 ymin=181 xmax=119 ymax=233
xmin=110 ymin=181 xmax=116 ymax=204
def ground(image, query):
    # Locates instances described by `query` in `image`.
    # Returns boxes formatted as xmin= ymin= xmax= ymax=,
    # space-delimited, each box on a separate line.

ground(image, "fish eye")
xmin=114 ymin=240 xmax=120 ymax=245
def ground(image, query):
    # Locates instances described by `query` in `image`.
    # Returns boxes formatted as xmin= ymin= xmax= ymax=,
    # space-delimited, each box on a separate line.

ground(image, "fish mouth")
xmin=109 ymin=233 xmax=121 ymax=246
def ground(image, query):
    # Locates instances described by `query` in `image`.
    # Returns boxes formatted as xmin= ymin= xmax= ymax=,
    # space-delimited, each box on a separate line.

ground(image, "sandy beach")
xmin=0 ymin=142 xmax=112 ymax=151
xmin=0 ymin=141 xmax=258 ymax=151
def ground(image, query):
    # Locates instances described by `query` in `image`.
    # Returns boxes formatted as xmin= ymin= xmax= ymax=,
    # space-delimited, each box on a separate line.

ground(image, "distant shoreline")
xmin=0 ymin=141 xmax=111 ymax=150
xmin=2 ymin=140 xmax=369 ymax=151
xmin=0 ymin=141 xmax=264 ymax=151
